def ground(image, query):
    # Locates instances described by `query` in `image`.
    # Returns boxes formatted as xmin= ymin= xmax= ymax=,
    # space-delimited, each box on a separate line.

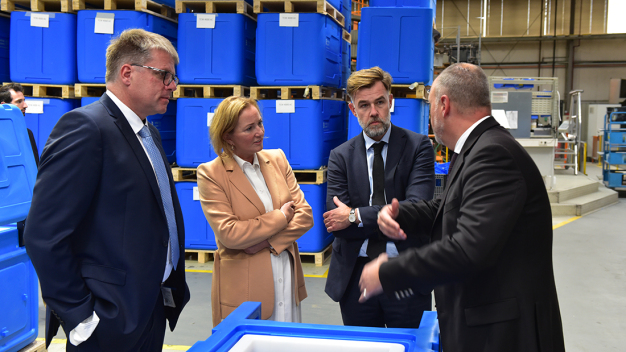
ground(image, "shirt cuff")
xmin=357 ymin=208 xmax=363 ymax=227
xmin=69 ymin=311 xmax=100 ymax=346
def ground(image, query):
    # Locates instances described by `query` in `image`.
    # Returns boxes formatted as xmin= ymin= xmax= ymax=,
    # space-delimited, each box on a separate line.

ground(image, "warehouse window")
xmin=607 ymin=0 xmax=626 ymax=33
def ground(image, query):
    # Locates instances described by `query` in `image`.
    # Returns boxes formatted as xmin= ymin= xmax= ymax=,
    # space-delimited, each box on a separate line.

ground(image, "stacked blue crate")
xmin=177 ymin=13 xmax=257 ymax=86
xmin=356 ymin=6 xmax=435 ymax=85
xmin=341 ymin=32 xmax=351 ymax=88
xmin=176 ymin=98 xmax=222 ymax=168
xmin=0 ymin=104 xmax=39 ymax=352
xmin=256 ymin=13 xmax=342 ymax=87
xmin=76 ymin=10 xmax=177 ymax=83
xmin=347 ymin=98 xmax=429 ymax=139
xmin=340 ymin=0 xmax=351 ymax=30
xmin=10 ymin=12 xmax=77 ymax=84
xmin=81 ymin=97 xmax=177 ymax=163
xmin=175 ymin=182 xmax=216 ymax=250
xmin=24 ymin=98 xmax=78 ymax=156
xmin=369 ymin=0 xmax=436 ymax=8
xmin=0 ymin=17 xmax=9 ymax=84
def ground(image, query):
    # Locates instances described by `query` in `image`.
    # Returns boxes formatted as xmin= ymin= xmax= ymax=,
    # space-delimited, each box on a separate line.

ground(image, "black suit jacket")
xmin=325 ymin=124 xmax=435 ymax=302
xmin=380 ymin=117 xmax=565 ymax=351
xmin=24 ymin=94 xmax=190 ymax=350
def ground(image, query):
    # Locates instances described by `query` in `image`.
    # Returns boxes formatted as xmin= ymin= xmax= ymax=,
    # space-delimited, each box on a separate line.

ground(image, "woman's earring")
xmin=230 ymin=144 xmax=235 ymax=151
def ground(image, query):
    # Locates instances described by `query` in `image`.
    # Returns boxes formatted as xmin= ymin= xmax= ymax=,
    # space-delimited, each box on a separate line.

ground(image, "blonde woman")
xmin=197 ymin=96 xmax=314 ymax=326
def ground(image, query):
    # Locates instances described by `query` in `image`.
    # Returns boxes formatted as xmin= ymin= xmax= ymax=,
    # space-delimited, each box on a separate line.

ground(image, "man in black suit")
xmin=323 ymin=66 xmax=435 ymax=327
xmin=24 ymin=29 xmax=190 ymax=351
xmin=362 ymin=63 xmax=565 ymax=351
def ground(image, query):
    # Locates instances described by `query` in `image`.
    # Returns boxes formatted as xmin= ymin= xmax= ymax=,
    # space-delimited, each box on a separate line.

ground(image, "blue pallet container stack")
xmin=355 ymin=1 xmax=435 ymax=138
xmin=0 ymin=104 xmax=39 ymax=352
xmin=0 ymin=16 xmax=10 ymax=84
xmin=24 ymin=98 xmax=79 ymax=156
xmin=252 ymin=1 xmax=351 ymax=254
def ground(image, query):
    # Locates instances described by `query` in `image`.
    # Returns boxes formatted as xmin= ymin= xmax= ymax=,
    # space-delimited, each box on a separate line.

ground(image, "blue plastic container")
xmin=0 ymin=17 xmax=9 ymax=84
xmin=188 ymin=302 xmax=440 ymax=352
xmin=257 ymin=99 xmax=347 ymax=169
xmin=177 ymin=13 xmax=256 ymax=86
xmin=24 ymin=98 xmax=78 ymax=157
xmin=176 ymin=98 xmax=222 ymax=168
xmin=0 ymin=225 xmax=39 ymax=352
xmin=175 ymin=182 xmax=216 ymax=250
xmin=357 ymin=7 xmax=435 ymax=85
xmin=0 ymin=104 xmax=38 ymax=225
xmin=256 ymin=13 xmax=342 ymax=87
xmin=10 ymin=12 xmax=77 ymax=84
xmin=369 ymin=0 xmax=436 ymax=8
xmin=347 ymin=98 xmax=429 ymax=139
xmin=77 ymin=10 xmax=178 ymax=83
xmin=341 ymin=36 xmax=351 ymax=88
xmin=81 ymin=97 xmax=177 ymax=163
xmin=297 ymin=183 xmax=332 ymax=252
xmin=340 ymin=0 xmax=351 ymax=29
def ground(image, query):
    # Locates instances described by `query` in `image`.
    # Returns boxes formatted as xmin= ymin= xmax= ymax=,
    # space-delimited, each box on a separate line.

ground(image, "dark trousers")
xmin=66 ymin=292 xmax=166 ymax=352
xmin=339 ymin=257 xmax=432 ymax=328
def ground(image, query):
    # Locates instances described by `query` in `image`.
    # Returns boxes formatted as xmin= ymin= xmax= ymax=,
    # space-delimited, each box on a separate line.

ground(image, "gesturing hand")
xmin=377 ymin=198 xmax=407 ymax=240
xmin=358 ymin=253 xmax=388 ymax=303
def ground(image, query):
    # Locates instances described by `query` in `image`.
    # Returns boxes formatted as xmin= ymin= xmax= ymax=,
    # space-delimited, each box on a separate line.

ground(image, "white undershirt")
xmin=453 ymin=116 xmax=491 ymax=154
xmin=233 ymin=153 xmax=301 ymax=323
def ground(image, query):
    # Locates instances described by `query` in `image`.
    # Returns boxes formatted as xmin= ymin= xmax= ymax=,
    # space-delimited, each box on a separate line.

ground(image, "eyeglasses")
xmin=131 ymin=64 xmax=179 ymax=87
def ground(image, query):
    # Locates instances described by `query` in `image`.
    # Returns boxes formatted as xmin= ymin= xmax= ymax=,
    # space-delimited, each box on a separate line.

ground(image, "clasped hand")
xmin=243 ymin=201 xmax=295 ymax=255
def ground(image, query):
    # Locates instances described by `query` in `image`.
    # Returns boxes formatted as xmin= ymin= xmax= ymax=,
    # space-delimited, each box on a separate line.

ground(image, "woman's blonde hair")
xmin=210 ymin=96 xmax=261 ymax=158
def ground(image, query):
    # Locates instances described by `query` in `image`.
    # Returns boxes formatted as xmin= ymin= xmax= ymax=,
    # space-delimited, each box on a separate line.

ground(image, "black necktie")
xmin=449 ymin=152 xmax=458 ymax=171
xmin=367 ymin=142 xmax=387 ymax=259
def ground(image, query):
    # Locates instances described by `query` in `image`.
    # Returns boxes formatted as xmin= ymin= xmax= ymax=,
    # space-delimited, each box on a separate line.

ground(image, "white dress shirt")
xmin=69 ymin=91 xmax=176 ymax=346
xmin=357 ymin=127 xmax=399 ymax=258
xmin=233 ymin=153 xmax=302 ymax=323
xmin=453 ymin=116 xmax=491 ymax=154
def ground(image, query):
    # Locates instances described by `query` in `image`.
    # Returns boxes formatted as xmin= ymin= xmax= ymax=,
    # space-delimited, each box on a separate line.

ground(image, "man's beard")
xmin=359 ymin=116 xmax=391 ymax=139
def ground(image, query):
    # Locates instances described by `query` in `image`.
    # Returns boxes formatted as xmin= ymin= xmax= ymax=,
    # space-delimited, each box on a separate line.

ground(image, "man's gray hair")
xmin=105 ymin=28 xmax=179 ymax=83
xmin=434 ymin=63 xmax=491 ymax=114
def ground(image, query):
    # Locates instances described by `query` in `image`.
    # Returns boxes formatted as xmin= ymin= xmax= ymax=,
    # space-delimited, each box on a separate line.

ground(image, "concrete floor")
xmin=39 ymin=164 xmax=626 ymax=351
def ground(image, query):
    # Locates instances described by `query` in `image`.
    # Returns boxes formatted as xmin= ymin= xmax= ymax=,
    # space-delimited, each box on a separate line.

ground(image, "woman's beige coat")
xmin=197 ymin=149 xmax=313 ymax=326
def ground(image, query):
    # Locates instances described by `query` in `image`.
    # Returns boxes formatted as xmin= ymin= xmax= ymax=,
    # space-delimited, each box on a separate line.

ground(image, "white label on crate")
xmin=30 ymin=13 xmax=49 ymax=28
xmin=280 ymin=13 xmax=299 ymax=27
xmin=390 ymin=98 xmax=395 ymax=113
xmin=25 ymin=100 xmax=44 ymax=114
xmin=276 ymin=100 xmax=295 ymax=113
xmin=197 ymin=14 xmax=216 ymax=29
xmin=193 ymin=186 xmax=200 ymax=201
xmin=207 ymin=112 xmax=215 ymax=126
xmin=491 ymin=91 xmax=508 ymax=103
xmin=95 ymin=13 xmax=115 ymax=34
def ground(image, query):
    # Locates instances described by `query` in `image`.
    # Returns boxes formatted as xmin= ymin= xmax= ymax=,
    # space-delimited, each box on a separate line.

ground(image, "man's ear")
xmin=348 ymin=102 xmax=357 ymax=117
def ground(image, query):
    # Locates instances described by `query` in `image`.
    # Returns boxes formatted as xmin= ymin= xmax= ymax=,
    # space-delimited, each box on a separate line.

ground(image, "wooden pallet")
xmin=171 ymin=167 xmax=198 ymax=182
xmin=342 ymin=28 xmax=350 ymax=43
xmin=253 ymin=0 xmax=343 ymax=27
xmin=1 ymin=0 xmax=72 ymax=12
xmin=176 ymin=0 xmax=255 ymax=20
xmin=390 ymin=84 xmax=428 ymax=99
xmin=185 ymin=249 xmax=215 ymax=263
xmin=250 ymin=85 xmax=346 ymax=101
xmin=72 ymin=0 xmax=177 ymax=22
xmin=173 ymin=84 xmax=250 ymax=99
xmin=293 ymin=168 xmax=326 ymax=184
xmin=300 ymin=243 xmax=331 ymax=266
xmin=4 ymin=82 xmax=75 ymax=99
xmin=74 ymin=83 xmax=107 ymax=98
xmin=18 ymin=339 xmax=46 ymax=352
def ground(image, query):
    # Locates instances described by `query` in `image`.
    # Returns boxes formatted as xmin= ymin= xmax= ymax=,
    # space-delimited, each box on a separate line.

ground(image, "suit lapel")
xmin=433 ymin=117 xmax=499 ymax=225
xmin=223 ymin=156 xmax=267 ymax=215
xmin=350 ymin=134 xmax=370 ymax=207
xmin=100 ymin=93 xmax=166 ymax=219
xmin=384 ymin=125 xmax=405 ymax=203
xmin=258 ymin=152 xmax=281 ymax=210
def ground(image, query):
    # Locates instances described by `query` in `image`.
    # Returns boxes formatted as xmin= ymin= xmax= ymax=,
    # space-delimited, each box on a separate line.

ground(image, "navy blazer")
xmin=324 ymin=124 xmax=435 ymax=302
xmin=24 ymin=94 xmax=190 ymax=349
xmin=380 ymin=118 xmax=565 ymax=351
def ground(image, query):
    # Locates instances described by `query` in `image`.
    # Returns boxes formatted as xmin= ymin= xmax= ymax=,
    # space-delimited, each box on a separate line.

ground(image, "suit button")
xmin=162 ymin=240 xmax=168 ymax=247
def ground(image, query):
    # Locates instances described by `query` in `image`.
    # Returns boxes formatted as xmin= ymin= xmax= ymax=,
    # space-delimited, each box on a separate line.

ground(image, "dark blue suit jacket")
xmin=324 ymin=124 xmax=435 ymax=302
xmin=24 ymin=94 xmax=190 ymax=349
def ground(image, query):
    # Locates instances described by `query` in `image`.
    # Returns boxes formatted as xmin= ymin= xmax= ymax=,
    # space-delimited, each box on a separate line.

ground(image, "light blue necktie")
xmin=138 ymin=125 xmax=180 ymax=270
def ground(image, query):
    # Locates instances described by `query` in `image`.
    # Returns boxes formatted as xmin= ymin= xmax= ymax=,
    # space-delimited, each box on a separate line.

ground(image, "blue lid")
xmin=0 ymin=104 xmax=38 ymax=225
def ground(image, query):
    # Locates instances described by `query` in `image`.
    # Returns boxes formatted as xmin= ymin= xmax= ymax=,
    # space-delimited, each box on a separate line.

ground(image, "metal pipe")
xmin=552 ymin=0 xmax=558 ymax=76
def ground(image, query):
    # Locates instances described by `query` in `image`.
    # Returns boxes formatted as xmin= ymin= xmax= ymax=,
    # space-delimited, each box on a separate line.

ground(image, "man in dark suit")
xmin=323 ymin=67 xmax=435 ymax=327
xmin=362 ymin=63 xmax=565 ymax=351
xmin=24 ymin=29 xmax=190 ymax=351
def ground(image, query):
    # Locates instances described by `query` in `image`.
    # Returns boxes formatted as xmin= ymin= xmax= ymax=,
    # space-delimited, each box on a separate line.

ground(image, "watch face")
xmin=349 ymin=213 xmax=356 ymax=222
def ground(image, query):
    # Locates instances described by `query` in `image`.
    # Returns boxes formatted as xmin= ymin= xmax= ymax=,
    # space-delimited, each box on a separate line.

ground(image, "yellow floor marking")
xmin=553 ymin=216 xmax=582 ymax=230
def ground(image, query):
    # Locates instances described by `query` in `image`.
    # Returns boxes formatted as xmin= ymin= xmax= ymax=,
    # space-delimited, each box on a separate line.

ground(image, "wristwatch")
xmin=349 ymin=208 xmax=356 ymax=223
